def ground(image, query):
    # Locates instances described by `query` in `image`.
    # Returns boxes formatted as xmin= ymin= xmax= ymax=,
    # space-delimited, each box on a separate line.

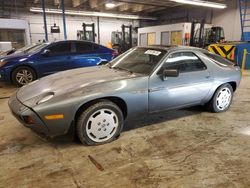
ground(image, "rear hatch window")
xmin=205 ymin=52 xmax=234 ymax=67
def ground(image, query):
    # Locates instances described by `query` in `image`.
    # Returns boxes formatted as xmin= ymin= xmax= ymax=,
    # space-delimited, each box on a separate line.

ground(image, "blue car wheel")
xmin=11 ymin=66 xmax=37 ymax=87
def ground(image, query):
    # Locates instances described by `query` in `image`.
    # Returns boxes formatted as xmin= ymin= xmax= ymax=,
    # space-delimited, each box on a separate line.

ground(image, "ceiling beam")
xmin=131 ymin=5 xmax=155 ymax=12
xmin=89 ymin=0 xmax=107 ymax=9
xmin=72 ymin=0 xmax=88 ymax=7
xmin=143 ymin=7 xmax=167 ymax=13
xmin=30 ymin=7 xmax=158 ymax=20
xmin=54 ymin=0 xmax=60 ymax=6
xmin=115 ymin=0 xmax=178 ymax=8
xmin=119 ymin=3 xmax=130 ymax=11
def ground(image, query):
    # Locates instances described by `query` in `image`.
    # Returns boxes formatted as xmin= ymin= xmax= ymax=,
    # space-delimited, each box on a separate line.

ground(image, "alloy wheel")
xmin=86 ymin=108 xmax=119 ymax=142
xmin=216 ymin=87 xmax=232 ymax=111
xmin=16 ymin=69 xmax=34 ymax=85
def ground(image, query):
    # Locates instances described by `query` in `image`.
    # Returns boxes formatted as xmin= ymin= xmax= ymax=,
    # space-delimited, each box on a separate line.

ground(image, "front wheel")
xmin=76 ymin=100 xmax=124 ymax=145
xmin=11 ymin=66 xmax=36 ymax=87
xmin=207 ymin=83 xmax=233 ymax=113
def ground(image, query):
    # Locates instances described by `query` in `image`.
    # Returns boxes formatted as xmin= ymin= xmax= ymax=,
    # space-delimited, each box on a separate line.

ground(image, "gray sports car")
xmin=8 ymin=46 xmax=241 ymax=145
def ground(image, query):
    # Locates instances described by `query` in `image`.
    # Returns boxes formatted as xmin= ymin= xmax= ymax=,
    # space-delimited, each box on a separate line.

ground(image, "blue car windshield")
xmin=110 ymin=47 xmax=167 ymax=75
xmin=26 ymin=43 xmax=50 ymax=53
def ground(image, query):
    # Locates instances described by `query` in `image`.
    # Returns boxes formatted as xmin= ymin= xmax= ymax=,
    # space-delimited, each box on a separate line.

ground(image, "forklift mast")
xmin=190 ymin=19 xmax=224 ymax=48
xmin=190 ymin=19 xmax=205 ymax=48
xmin=121 ymin=24 xmax=132 ymax=52
xmin=111 ymin=25 xmax=133 ymax=54
xmin=77 ymin=23 xmax=95 ymax=42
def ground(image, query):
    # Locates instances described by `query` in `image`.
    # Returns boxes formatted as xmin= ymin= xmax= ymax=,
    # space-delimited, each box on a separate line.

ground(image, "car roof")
xmin=140 ymin=45 xmax=207 ymax=53
xmin=51 ymin=40 xmax=96 ymax=44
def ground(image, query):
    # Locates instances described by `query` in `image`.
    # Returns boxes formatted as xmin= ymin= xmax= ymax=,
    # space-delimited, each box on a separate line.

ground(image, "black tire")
xmin=76 ymin=100 xmax=124 ymax=145
xmin=98 ymin=61 xmax=108 ymax=66
xmin=207 ymin=83 xmax=233 ymax=113
xmin=11 ymin=66 xmax=36 ymax=87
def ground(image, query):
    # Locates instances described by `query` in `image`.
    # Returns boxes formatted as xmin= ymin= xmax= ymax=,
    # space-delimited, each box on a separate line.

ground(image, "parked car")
xmin=0 ymin=40 xmax=116 ymax=86
xmin=9 ymin=46 xmax=241 ymax=145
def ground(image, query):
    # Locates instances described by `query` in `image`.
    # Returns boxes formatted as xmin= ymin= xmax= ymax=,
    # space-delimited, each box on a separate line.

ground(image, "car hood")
xmin=17 ymin=66 xmax=139 ymax=106
xmin=0 ymin=52 xmax=33 ymax=63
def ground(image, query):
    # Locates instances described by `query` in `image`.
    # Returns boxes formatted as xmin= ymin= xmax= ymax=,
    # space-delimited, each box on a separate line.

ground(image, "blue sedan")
xmin=0 ymin=40 xmax=116 ymax=86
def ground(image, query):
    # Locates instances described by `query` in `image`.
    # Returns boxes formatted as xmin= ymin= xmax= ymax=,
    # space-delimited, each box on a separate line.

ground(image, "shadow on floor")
xmin=49 ymin=106 xmax=205 ymax=146
xmin=123 ymin=106 xmax=205 ymax=132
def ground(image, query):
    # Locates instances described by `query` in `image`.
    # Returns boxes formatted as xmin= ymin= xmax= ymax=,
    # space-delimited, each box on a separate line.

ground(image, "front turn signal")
xmin=44 ymin=114 xmax=64 ymax=120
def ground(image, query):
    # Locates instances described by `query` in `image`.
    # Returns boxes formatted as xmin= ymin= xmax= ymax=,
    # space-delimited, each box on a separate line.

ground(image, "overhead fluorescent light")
xmin=170 ymin=0 xmax=227 ymax=9
xmin=105 ymin=2 xmax=116 ymax=9
xmin=29 ymin=7 xmax=157 ymax=20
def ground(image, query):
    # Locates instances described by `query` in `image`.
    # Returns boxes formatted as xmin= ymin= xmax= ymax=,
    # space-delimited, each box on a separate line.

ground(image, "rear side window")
xmin=205 ymin=52 xmax=234 ymax=66
xmin=162 ymin=52 xmax=207 ymax=73
xmin=93 ymin=44 xmax=100 ymax=50
xmin=75 ymin=42 xmax=93 ymax=53
xmin=48 ymin=42 xmax=71 ymax=54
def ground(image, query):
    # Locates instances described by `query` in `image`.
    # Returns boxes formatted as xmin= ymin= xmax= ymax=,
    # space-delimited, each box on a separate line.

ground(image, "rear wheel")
xmin=76 ymin=100 xmax=124 ymax=145
xmin=207 ymin=83 xmax=233 ymax=113
xmin=11 ymin=66 xmax=36 ymax=87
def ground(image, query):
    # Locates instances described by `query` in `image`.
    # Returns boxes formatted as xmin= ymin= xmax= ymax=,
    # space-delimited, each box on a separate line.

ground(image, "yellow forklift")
xmin=190 ymin=19 xmax=236 ymax=61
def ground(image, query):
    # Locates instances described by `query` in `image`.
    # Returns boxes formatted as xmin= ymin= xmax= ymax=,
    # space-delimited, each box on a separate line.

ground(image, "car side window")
xmin=75 ymin=42 xmax=93 ymax=53
xmin=47 ymin=42 xmax=71 ymax=55
xmin=93 ymin=44 xmax=100 ymax=50
xmin=161 ymin=52 xmax=207 ymax=73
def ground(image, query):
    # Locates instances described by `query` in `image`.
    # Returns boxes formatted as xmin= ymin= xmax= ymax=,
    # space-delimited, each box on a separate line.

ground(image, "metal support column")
xmin=129 ymin=25 xmax=132 ymax=48
xmin=42 ymin=0 xmax=48 ymax=41
xmin=97 ymin=17 xmax=100 ymax=44
xmin=91 ymin=23 xmax=95 ymax=42
xmin=61 ymin=0 xmax=67 ymax=40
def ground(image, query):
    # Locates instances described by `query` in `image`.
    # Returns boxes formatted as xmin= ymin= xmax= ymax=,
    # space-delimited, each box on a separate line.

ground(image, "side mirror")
xmin=162 ymin=69 xmax=179 ymax=81
xmin=41 ymin=49 xmax=50 ymax=56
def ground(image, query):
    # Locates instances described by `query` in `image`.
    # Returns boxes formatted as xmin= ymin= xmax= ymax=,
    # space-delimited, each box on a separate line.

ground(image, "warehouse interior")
xmin=0 ymin=0 xmax=250 ymax=187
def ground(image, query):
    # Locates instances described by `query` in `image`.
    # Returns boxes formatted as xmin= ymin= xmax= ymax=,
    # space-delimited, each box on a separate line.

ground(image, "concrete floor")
xmin=0 ymin=74 xmax=250 ymax=188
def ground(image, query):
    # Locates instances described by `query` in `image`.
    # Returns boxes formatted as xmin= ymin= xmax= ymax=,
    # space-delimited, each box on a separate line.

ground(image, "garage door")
xmin=171 ymin=31 xmax=182 ymax=45
xmin=147 ymin=33 xmax=156 ymax=45
xmin=140 ymin=33 xmax=147 ymax=46
xmin=161 ymin=31 xmax=170 ymax=45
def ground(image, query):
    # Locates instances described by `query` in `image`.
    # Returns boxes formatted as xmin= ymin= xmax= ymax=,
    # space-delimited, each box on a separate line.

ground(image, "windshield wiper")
xmin=112 ymin=66 xmax=133 ymax=74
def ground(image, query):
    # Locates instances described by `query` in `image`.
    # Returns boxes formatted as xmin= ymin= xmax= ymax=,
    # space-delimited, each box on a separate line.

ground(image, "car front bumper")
xmin=8 ymin=94 xmax=49 ymax=136
xmin=0 ymin=69 xmax=7 ymax=81
xmin=0 ymin=66 xmax=12 ymax=83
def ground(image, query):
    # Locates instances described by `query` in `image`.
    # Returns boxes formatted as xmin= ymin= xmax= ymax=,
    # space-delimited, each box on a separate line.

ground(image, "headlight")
xmin=37 ymin=93 xmax=54 ymax=104
xmin=0 ymin=59 xmax=7 ymax=67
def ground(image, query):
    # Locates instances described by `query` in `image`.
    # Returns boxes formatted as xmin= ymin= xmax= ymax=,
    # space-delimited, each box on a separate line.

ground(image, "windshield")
xmin=14 ymin=43 xmax=40 ymax=54
xmin=26 ymin=43 xmax=49 ymax=54
xmin=109 ymin=47 xmax=167 ymax=75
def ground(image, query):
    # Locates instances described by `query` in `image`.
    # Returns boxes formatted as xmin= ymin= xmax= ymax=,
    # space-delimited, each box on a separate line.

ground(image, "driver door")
xmin=37 ymin=41 xmax=73 ymax=76
xmin=149 ymin=51 xmax=213 ymax=112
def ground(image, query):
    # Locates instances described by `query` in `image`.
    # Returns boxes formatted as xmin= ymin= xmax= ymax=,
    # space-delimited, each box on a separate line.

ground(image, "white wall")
xmin=141 ymin=0 xmax=241 ymax=42
xmin=138 ymin=23 xmax=188 ymax=45
xmin=138 ymin=23 xmax=212 ymax=45
xmin=0 ymin=18 xmax=31 ymax=45
xmin=8 ymin=12 xmax=139 ymax=46
xmin=212 ymin=0 xmax=241 ymax=41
